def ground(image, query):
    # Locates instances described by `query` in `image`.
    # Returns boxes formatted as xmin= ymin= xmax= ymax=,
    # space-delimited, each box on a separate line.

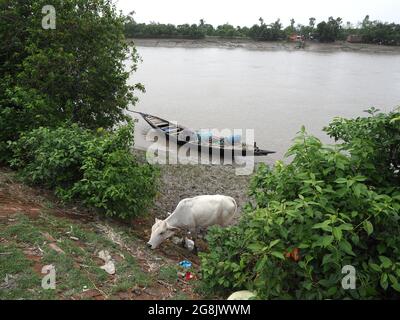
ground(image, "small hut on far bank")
xmin=347 ymin=35 xmax=363 ymax=43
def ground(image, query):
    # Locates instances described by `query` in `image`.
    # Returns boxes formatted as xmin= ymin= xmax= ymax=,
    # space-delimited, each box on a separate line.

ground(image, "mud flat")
xmin=133 ymin=150 xmax=259 ymax=218
xmin=152 ymin=163 xmax=252 ymax=217
xmin=130 ymin=38 xmax=400 ymax=54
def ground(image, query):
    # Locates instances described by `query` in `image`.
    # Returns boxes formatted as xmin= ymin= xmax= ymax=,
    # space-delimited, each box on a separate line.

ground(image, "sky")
xmin=116 ymin=0 xmax=400 ymax=27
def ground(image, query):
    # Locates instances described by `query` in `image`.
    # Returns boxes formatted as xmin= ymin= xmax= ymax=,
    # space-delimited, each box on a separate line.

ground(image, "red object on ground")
xmin=185 ymin=272 xmax=194 ymax=281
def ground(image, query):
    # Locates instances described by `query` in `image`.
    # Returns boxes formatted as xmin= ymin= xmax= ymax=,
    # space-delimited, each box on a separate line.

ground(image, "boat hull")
xmin=134 ymin=111 xmax=275 ymax=158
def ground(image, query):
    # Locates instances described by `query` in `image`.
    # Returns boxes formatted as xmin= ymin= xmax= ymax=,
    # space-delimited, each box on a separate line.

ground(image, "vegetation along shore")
xmin=125 ymin=15 xmax=400 ymax=46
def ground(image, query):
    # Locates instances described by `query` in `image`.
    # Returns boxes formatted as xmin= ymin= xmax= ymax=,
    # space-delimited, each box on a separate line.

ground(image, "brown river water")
xmin=127 ymin=46 xmax=400 ymax=164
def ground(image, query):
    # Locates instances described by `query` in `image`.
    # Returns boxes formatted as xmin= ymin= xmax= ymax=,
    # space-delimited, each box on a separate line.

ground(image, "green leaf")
xmin=269 ymin=239 xmax=280 ymax=248
xmin=321 ymin=235 xmax=334 ymax=248
xmin=353 ymin=184 xmax=362 ymax=198
xmin=332 ymin=227 xmax=342 ymax=241
xmin=363 ymin=220 xmax=373 ymax=236
xmin=339 ymin=223 xmax=353 ymax=231
xmin=388 ymin=274 xmax=398 ymax=285
xmin=248 ymin=243 xmax=264 ymax=253
xmin=322 ymin=254 xmax=333 ymax=266
xmin=392 ymin=282 xmax=400 ymax=293
xmin=327 ymin=286 xmax=338 ymax=296
xmin=380 ymin=273 xmax=388 ymax=290
xmin=335 ymin=178 xmax=348 ymax=184
xmin=389 ymin=116 xmax=400 ymax=123
xmin=339 ymin=240 xmax=355 ymax=256
xmin=312 ymin=220 xmax=332 ymax=232
xmin=270 ymin=251 xmax=285 ymax=260
xmin=354 ymin=176 xmax=367 ymax=182
xmin=302 ymin=281 xmax=313 ymax=290
xmin=379 ymin=256 xmax=392 ymax=269
xmin=369 ymin=263 xmax=382 ymax=272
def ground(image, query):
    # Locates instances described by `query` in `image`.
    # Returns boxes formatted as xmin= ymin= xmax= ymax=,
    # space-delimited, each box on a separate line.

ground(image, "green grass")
xmin=158 ymin=265 xmax=178 ymax=283
xmin=111 ymin=255 xmax=151 ymax=294
xmin=0 ymin=212 xmax=152 ymax=299
xmin=1 ymin=214 xmax=45 ymax=245
xmin=0 ymin=243 xmax=32 ymax=279
xmin=0 ymin=243 xmax=56 ymax=300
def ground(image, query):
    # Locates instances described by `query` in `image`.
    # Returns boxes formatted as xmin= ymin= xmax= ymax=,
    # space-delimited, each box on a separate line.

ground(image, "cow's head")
xmin=147 ymin=218 xmax=178 ymax=249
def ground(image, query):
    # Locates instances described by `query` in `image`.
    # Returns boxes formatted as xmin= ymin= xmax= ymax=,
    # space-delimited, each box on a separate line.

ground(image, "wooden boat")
xmin=133 ymin=111 xmax=275 ymax=157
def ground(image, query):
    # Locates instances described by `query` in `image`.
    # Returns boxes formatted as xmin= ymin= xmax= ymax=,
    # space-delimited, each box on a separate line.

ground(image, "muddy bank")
xmin=153 ymin=164 xmax=252 ymax=217
xmin=133 ymin=150 xmax=255 ymax=219
xmin=130 ymin=38 xmax=400 ymax=54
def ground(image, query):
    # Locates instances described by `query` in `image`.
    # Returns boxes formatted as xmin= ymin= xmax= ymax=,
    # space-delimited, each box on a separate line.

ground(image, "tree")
xmin=249 ymin=18 xmax=284 ymax=41
xmin=290 ymin=18 xmax=295 ymax=29
xmin=285 ymin=18 xmax=297 ymax=37
xmin=215 ymin=23 xmax=243 ymax=38
xmin=1 ymin=0 xmax=143 ymax=162
xmin=357 ymin=16 xmax=400 ymax=45
xmin=362 ymin=15 xmax=371 ymax=28
xmin=316 ymin=17 xmax=342 ymax=42
xmin=309 ymin=17 xmax=316 ymax=29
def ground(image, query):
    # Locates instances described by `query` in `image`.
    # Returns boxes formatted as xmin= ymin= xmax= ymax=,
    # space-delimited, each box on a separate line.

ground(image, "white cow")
xmin=147 ymin=195 xmax=237 ymax=249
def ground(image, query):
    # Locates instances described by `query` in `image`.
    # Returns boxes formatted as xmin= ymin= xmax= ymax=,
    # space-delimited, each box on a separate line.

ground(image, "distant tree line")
xmin=125 ymin=15 xmax=400 ymax=45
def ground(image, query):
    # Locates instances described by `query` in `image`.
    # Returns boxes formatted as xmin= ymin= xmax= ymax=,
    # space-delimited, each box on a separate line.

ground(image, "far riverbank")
xmin=129 ymin=38 xmax=400 ymax=54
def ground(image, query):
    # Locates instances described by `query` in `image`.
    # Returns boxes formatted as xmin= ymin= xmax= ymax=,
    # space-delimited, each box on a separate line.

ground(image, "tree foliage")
xmin=358 ymin=15 xmax=400 ymax=45
xmin=0 ymin=0 xmax=143 ymax=162
xmin=125 ymin=16 xmax=206 ymax=39
xmin=200 ymin=109 xmax=400 ymax=299
xmin=124 ymin=15 xmax=400 ymax=45
xmin=316 ymin=17 xmax=342 ymax=42
xmin=248 ymin=19 xmax=284 ymax=41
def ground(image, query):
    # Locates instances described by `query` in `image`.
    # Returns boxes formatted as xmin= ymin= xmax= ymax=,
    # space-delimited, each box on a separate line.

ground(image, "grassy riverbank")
xmin=0 ymin=152 xmax=252 ymax=300
xmin=130 ymin=38 xmax=400 ymax=53
xmin=0 ymin=166 xmax=206 ymax=300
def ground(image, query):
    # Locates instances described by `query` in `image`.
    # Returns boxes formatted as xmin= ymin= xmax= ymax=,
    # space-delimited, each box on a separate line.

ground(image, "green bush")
xmin=10 ymin=124 xmax=92 ymax=188
xmin=200 ymin=109 xmax=400 ymax=299
xmin=10 ymin=123 xmax=158 ymax=219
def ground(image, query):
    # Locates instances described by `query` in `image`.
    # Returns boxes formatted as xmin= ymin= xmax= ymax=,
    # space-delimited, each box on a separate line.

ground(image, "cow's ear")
xmin=155 ymin=218 xmax=161 ymax=223
xmin=166 ymin=222 xmax=179 ymax=231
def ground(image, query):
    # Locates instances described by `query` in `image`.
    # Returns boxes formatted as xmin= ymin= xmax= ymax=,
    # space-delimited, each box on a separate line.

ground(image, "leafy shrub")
xmin=10 ymin=123 xmax=158 ymax=219
xmin=10 ymin=124 xmax=92 ymax=188
xmin=325 ymin=107 xmax=400 ymax=187
xmin=60 ymin=125 xmax=159 ymax=219
xmin=200 ymin=109 xmax=400 ymax=299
